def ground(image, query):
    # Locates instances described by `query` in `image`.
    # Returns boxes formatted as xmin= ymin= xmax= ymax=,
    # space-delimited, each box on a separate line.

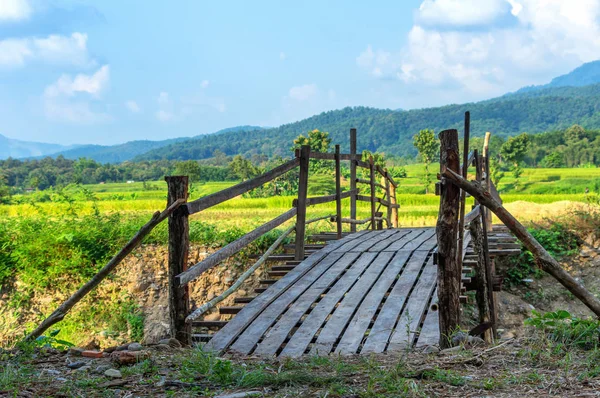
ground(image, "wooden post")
xmin=165 ymin=176 xmax=191 ymax=345
xmin=350 ymin=128 xmax=357 ymax=232
xmin=335 ymin=144 xmax=343 ymax=239
xmin=457 ymin=112 xmax=470 ymax=268
xmin=390 ymin=180 xmax=398 ymax=228
xmin=474 ymin=150 xmax=481 ymax=206
xmin=384 ymin=169 xmax=392 ymax=228
xmin=369 ymin=156 xmax=376 ymax=231
xmin=479 ymin=197 xmax=497 ymax=338
xmin=295 ymin=145 xmax=310 ymax=260
xmin=483 ymin=132 xmax=492 ymax=231
xmin=436 ymin=129 xmax=461 ymax=348
xmin=468 ymin=215 xmax=494 ymax=344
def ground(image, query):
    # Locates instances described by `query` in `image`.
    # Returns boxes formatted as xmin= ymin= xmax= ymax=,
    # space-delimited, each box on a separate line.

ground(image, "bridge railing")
xmin=165 ymin=128 xmax=398 ymax=344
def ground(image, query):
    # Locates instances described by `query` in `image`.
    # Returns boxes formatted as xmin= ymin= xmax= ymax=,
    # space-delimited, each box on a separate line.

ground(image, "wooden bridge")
xmin=29 ymin=113 xmax=598 ymax=351
xmin=25 ymin=116 xmax=518 ymax=353
xmin=153 ymin=120 xmax=519 ymax=357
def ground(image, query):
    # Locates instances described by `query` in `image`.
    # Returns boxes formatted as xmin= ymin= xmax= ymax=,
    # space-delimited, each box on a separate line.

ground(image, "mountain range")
xmin=4 ymin=61 xmax=600 ymax=162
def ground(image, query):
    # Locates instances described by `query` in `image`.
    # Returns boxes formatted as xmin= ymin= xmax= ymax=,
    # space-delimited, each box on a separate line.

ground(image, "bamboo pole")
xmin=24 ymin=199 xmax=185 ymax=342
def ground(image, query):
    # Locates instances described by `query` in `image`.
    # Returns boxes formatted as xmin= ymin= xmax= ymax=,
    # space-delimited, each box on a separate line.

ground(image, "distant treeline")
xmin=0 ymin=125 xmax=598 ymax=194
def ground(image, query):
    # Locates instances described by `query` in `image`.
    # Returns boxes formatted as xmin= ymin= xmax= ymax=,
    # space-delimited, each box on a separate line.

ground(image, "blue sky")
xmin=1 ymin=0 xmax=599 ymax=145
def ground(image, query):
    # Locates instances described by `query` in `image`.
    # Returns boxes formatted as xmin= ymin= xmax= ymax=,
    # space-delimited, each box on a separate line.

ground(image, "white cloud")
xmin=0 ymin=32 xmax=91 ymax=68
xmin=288 ymin=84 xmax=318 ymax=101
xmin=417 ymin=0 xmax=509 ymax=26
xmin=43 ymin=65 xmax=111 ymax=123
xmin=156 ymin=110 xmax=173 ymax=121
xmin=201 ymin=80 xmax=209 ymax=88
xmin=279 ymin=52 xmax=286 ymax=60
xmin=357 ymin=0 xmax=600 ymax=104
xmin=125 ymin=100 xmax=141 ymax=113
xmin=44 ymin=65 xmax=109 ymax=98
xmin=0 ymin=0 xmax=31 ymax=21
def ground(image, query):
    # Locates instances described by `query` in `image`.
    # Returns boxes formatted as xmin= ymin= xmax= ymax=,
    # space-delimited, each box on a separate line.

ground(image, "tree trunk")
xmin=436 ymin=129 xmax=462 ymax=348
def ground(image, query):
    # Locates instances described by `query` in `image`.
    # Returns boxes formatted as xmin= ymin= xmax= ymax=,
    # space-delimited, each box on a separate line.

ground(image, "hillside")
xmin=15 ymin=125 xmax=265 ymax=163
xmin=0 ymin=134 xmax=77 ymax=159
xmin=517 ymin=60 xmax=600 ymax=93
xmin=136 ymin=83 xmax=600 ymax=161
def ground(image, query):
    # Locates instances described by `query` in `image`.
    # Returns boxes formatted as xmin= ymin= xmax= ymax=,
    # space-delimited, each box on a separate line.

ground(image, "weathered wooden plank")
xmin=334 ymin=230 xmax=388 ymax=253
xmin=368 ymin=229 xmax=413 ymax=252
xmin=293 ymin=189 xmax=358 ymax=207
xmin=308 ymin=152 xmax=361 ymax=161
xmin=279 ymin=252 xmax=377 ymax=358
xmin=205 ymin=231 xmax=368 ymax=353
xmin=415 ymin=288 xmax=440 ymax=348
xmin=335 ymin=250 xmax=412 ymax=355
xmin=361 ymin=250 xmax=429 ymax=354
xmin=388 ymin=256 xmax=438 ymax=351
xmin=310 ymin=251 xmax=395 ymax=356
xmin=186 ymin=158 xmax=299 ymax=215
xmin=416 ymin=231 xmax=441 ymax=252
xmin=176 ymin=208 xmax=298 ymax=286
xmin=230 ymin=251 xmax=346 ymax=355
xmin=354 ymin=229 xmax=400 ymax=251
xmin=253 ymin=251 xmax=362 ymax=356
xmin=385 ymin=228 xmax=434 ymax=252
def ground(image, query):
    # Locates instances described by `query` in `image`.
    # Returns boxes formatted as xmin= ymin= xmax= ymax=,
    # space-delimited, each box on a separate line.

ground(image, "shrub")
xmin=506 ymin=222 xmax=580 ymax=286
xmin=525 ymin=309 xmax=600 ymax=350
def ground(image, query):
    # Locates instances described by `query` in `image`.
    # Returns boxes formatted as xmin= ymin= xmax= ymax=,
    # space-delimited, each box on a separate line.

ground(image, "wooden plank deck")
xmin=205 ymin=228 xmax=448 ymax=357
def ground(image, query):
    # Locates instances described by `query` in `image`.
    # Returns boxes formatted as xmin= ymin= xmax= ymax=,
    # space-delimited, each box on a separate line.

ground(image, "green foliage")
xmin=173 ymin=160 xmax=201 ymax=182
xmin=412 ymin=129 xmax=438 ymax=194
xmin=506 ymin=223 xmax=580 ymax=286
xmin=541 ymin=152 xmax=565 ymax=168
xmin=229 ymin=155 xmax=259 ymax=181
xmin=293 ymin=129 xmax=332 ymax=174
xmin=525 ymin=310 xmax=600 ymax=349
xmin=33 ymin=329 xmax=74 ymax=351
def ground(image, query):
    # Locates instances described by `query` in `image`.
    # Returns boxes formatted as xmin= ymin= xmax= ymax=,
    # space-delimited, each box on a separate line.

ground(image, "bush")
xmin=525 ymin=310 xmax=600 ymax=350
xmin=506 ymin=222 xmax=580 ymax=286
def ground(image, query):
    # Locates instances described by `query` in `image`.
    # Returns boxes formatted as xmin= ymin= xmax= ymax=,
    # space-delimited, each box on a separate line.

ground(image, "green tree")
xmin=292 ymin=129 xmax=332 ymax=174
xmin=229 ymin=155 xmax=259 ymax=181
xmin=541 ymin=152 xmax=564 ymax=168
xmin=173 ymin=160 xmax=201 ymax=182
xmin=413 ymin=129 xmax=439 ymax=194
xmin=500 ymin=133 xmax=530 ymax=190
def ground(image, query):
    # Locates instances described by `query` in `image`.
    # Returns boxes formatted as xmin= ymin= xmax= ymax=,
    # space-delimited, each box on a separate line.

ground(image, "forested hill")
xmin=136 ymin=83 xmax=600 ymax=161
xmin=40 ymin=125 xmax=265 ymax=163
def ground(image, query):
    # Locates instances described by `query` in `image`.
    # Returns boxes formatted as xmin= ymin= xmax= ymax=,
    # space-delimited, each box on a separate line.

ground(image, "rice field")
xmin=2 ymin=165 xmax=599 ymax=231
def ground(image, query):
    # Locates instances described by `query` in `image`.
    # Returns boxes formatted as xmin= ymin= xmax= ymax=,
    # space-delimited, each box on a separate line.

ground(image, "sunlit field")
xmin=2 ymin=164 xmax=599 ymax=230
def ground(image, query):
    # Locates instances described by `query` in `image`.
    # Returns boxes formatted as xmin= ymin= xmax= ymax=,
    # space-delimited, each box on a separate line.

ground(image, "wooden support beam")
xmin=186 ymin=158 xmax=299 ymax=215
xmin=457 ymin=111 xmax=470 ymax=269
xmin=335 ymin=144 xmax=343 ymax=239
xmin=165 ymin=176 xmax=191 ymax=345
xmin=384 ymin=169 xmax=392 ymax=228
xmin=436 ymin=129 xmax=462 ymax=349
xmin=442 ymin=167 xmax=600 ymax=318
xmin=295 ymin=145 xmax=310 ymax=260
xmin=350 ymin=128 xmax=357 ymax=232
xmin=176 ymin=208 xmax=297 ymax=286
xmin=369 ymin=156 xmax=376 ymax=231
xmin=468 ymin=215 xmax=494 ymax=343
